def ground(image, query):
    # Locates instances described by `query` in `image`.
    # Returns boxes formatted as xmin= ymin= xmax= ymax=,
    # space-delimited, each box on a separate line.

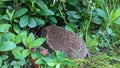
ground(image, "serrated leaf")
xmin=34 ymin=17 xmax=45 ymax=26
xmin=13 ymin=8 xmax=28 ymax=18
xmin=19 ymin=15 xmax=29 ymax=28
xmin=22 ymin=49 xmax=30 ymax=59
xmin=36 ymin=0 xmax=48 ymax=10
xmin=0 ymin=41 xmax=16 ymax=51
xmin=28 ymin=17 xmax=37 ymax=28
xmin=0 ymin=24 xmax=11 ymax=32
xmin=30 ymin=38 xmax=45 ymax=48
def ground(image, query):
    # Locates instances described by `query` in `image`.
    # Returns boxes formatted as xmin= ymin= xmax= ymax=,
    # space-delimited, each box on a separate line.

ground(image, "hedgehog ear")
xmin=41 ymin=28 xmax=47 ymax=37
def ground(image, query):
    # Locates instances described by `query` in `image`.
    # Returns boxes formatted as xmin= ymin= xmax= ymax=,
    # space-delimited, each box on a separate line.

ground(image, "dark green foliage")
xmin=0 ymin=0 xmax=120 ymax=68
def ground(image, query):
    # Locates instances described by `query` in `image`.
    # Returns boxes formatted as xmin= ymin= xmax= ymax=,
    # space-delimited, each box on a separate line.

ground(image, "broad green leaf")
xmin=65 ymin=25 xmax=74 ymax=32
xmin=2 ymin=14 xmax=10 ymax=20
xmin=35 ymin=58 xmax=45 ymax=64
xmin=96 ymin=8 xmax=108 ymax=22
xmin=44 ymin=57 xmax=58 ymax=66
xmin=39 ymin=9 xmax=54 ymax=16
xmin=34 ymin=17 xmax=45 ymax=26
xmin=49 ymin=16 xmax=57 ymax=24
xmin=14 ymin=35 xmax=22 ymax=44
xmin=0 ymin=41 xmax=16 ymax=51
xmin=31 ymin=52 xmax=38 ymax=59
xmin=36 ymin=0 xmax=48 ymax=10
xmin=115 ymin=17 xmax=120 ymax=25
xmin=13 ymin=8 xmax=28 ymax=18
xmin=114 ymin=7 xmax=120 ymax=21
xmin=13 ymin=24 xmax=21 ymax=33
xmin=19 ymin=15 xmax=29 ymax=28
xmin=28 ymin=17 xmax=37 ymax=28
xmin=56 ymin=64 xmax=60 ymax=68
xmin=30 ymin=38 xmax=45 ymax=48
xmin=67 ymin=0 xmax=78 ymax=6
xmin=0 ymin=24 xmax=11 ymax=32
xmin=107 ymin=28 xmax=112 ymax=34
xmin=22 ymin=49 xmax=30 ymax=59
xmin=14 ymin=31 xmax=27 ymax=44
xmin=27 ymin=33 xmax=35 ymax=46
xmin=6 ymin=9 xmax=15 ymax=20
xmin=1 ymin=32 xmax=15 ymax=41
xmin=0 ymin=55 xmax=8 ymax=60
xmin=92 ymin=16 xmax=102 ymax=24
xmin=67 ymin=11 xmax=80 ymax=19
xmin=12 ymin=50 xmax=21 ymax=59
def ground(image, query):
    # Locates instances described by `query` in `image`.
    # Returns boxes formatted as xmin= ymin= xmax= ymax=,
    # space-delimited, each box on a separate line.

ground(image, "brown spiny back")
xmin=42 ymin=25 xmax=90 ymax=59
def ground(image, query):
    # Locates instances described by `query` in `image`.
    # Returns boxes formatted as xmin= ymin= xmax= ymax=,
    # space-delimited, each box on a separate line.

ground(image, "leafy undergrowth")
xmin=0 ymin=0 xmax=120 ymax=68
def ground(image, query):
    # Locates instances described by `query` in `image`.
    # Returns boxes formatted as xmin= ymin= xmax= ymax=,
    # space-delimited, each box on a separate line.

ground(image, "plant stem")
xmin=86 ymin=9 xmax=92 ymax=43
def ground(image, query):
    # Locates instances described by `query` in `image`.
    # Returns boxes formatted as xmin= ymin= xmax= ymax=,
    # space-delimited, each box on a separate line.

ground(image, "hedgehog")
xmin=41 ymin=25 xmax=90 ymax=59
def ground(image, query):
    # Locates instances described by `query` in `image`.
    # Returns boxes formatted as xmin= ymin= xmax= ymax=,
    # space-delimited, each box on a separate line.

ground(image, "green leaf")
xmin=96 ymin=8 xmax=108 ymax=22
xmin=67 ymin=11 xmax=80 ymax=19
xmin=115 ymin=17 xmax=120 ymax=25
xmin=114 ymin=7 xmax=120 ymax=21
xmin=56 ymin=64 xmax=60 ymax=68
xmin=107 ymin=28 xmax=112 ymax=34
xmin=49 ymin=16 xmax=57 ymax=24
xmin=35 ymin=58 xmax=45 ymax=64
xmin=44 ymin=57 xmax=58 ymax=66
xmin=1 ymin=32 xmax=15 ymax=41
xmin=31 ymin=52 xmax=38 ymax=60
xmin=6 ymin=10 xmax=15 ymax=20
xmin=13 ymin=8 xmax=28 ymax=18
xmin=22 ymin=49 xmax=30 ymax=59
xmin=92 ymin=16 xmax=102 ymax=24
xmin=65 ymin=25 xmax=74 ymax=32
xmin=12 ymin=50 xmax=22 ymax=59
xmin=67 ymin=0 xmax=78 ymax=6
xmin=27 ymin=33 xmax=35 ymax=46
xmin=36 ymin=0 xmax=48 ymax=10
xmin=14 ymin=31 xmax=27 ymax=44
xmin=30 ymin=38 xmax=45 ymax=48
xmin=0 ymin=55 xmax=8 ymax=60
xmin=0 ymin=24 xmax=11 ymax=32
xmin=39 ymin=9 xmax=54 ymax=16
xmin=19 ymin=15 xmax=29 ymax=28
xmin=0 ymin=41 xmax=16 ymax=51
xmin=2 ymin=15 xmax=10 ymax=20
xmin=28 ymin=17 xmax=37 ymax=28
xmin=34 ymin=17 xmax=45 ymax=26
xmin=13 ymin=24 xmax=21 ymax=33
